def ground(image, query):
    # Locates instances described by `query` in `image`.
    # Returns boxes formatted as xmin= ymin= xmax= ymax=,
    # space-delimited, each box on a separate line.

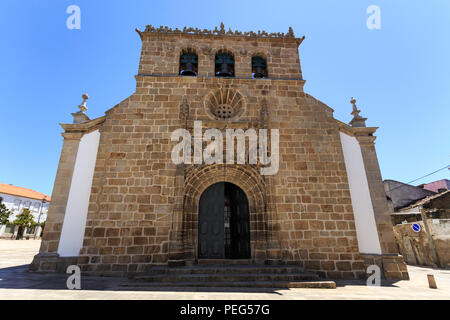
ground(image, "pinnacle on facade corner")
xmin=71 ymin=93 xmax=91 ymax=124
xmin=79 ymin=93 xmax=89 ymax=113
xmin=349 ymin=97 xmax=367 ymax=128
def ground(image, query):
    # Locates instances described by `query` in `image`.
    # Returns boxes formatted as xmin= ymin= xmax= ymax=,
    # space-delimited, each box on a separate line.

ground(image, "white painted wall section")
xmin=58 ymin=130 xmax=100 ymax=257
xmin=339 ymin=132 xmax=382 ymax=255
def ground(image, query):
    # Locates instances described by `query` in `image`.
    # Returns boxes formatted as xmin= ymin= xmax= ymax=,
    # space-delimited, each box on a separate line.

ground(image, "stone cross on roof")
xmin=78 ymin=93 xmax=89 ymax=113
xmin=71 ymin=93 xmax=91 ymax=124
xmin=349 ymin=97 xmax=367 ymax=128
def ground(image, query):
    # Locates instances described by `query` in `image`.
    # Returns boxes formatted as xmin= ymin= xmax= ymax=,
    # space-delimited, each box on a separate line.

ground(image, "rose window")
xmin=204 ymin=88 xmax=245 ymax=120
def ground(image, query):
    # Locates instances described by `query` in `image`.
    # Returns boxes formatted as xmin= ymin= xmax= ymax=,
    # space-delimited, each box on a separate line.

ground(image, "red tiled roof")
xmin=421 ymin=179 xmax=450 ymax=193
xmin=0 ymin=183 xmax=51 ymax=202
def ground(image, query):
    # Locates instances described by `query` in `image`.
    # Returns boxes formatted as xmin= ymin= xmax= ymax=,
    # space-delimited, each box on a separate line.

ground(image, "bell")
xmin=181 ymin=62 xmax=197 ymax=76
xmin=253 ymin=66 xmax=264 ymax=78
xmin=217 ymin=63 xmax=232 ymax=77
xmin=180 ymin=53 xmax=198 ymax=76
xmin=252 ymin=56 xmax=267 ymax=79
xmin=215 ymin=53 xmax=234 ymax=77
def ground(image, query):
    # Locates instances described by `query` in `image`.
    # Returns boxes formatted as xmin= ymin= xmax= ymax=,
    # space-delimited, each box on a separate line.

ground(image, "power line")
xmin=405 ymin=164 xmax=450 ymax=185
xmin=388 ymin=164 xmax=450 ymax=192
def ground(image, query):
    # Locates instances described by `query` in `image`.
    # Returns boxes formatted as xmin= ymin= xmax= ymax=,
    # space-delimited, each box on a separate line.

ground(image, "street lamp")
xmin=34 ymin=198 xmax=47 ymax=240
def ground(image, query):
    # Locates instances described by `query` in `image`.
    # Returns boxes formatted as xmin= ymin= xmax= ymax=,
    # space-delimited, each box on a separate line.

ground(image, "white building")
xmin=0 ymin=183 xmax=51 ymax=238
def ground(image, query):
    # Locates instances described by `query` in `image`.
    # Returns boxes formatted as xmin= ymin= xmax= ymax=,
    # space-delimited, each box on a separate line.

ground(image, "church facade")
xmin=31 ymin=24 xmax=408 ymax=280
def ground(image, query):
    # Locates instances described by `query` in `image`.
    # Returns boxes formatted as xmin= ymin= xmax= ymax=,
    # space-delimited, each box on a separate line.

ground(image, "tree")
xmin=13 ymin=208 xmax=35 ymax=240
xmin=0 ymin=202 xmax=13 ymax=225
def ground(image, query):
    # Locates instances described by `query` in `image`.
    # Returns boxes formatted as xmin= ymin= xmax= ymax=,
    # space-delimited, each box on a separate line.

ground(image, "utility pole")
xmin=420 ymin=208 xmax=440 ymax=267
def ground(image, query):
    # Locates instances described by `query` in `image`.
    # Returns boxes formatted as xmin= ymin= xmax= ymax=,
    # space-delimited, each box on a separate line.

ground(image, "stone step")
xmin=133 ymin=265 xmax=307 ymax=276
xmin=121 ymin=280 xmax=336 ymax=289
xmin=133 ymin=272 xmax=319 ymax=283
xmin=125 ymin=264 xmax=331 ymax=289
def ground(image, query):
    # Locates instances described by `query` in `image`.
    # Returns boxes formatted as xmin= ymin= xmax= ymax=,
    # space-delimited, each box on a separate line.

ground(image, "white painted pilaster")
xmin=57 ymin=130 xmax=100 ymax=257
xmin=339 ymin=132 xmax=382 ymax=255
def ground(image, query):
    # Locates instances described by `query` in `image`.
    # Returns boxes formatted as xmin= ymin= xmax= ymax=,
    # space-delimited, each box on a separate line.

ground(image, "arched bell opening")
xmin=179 ymin=50 xmax=198 ymax=76
xmin=198 ymin=182 xmax=250 ymax=259
xmin=215 ymin=51 xmax=235 ymax=77
xmin=252 ymin=56 xmax=268 ymax=79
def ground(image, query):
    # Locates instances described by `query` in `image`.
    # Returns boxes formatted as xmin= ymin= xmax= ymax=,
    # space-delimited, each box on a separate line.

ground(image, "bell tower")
xmin=135 ymin=22 xmax=305 ymax=80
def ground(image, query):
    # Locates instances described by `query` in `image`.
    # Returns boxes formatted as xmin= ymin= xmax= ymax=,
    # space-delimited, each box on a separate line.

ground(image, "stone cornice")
xmin=134 ymin=74 xmax=306 ymax=84
xmin=354 ymin=134 xmax=377 ymax=145
xmin=336 ymin=119 xmax=378 ymax=139
xmin=61 ymin=132 xmax=85 ymax=140
xmin=137 ymin=23 xmax=305 ymax=46
xmin=60 ymin=116 xmax=106 ymax=137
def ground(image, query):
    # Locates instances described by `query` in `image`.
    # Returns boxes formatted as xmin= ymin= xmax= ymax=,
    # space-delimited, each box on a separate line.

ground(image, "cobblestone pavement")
xmin=0 ymin=240 xmax=449 ymax=300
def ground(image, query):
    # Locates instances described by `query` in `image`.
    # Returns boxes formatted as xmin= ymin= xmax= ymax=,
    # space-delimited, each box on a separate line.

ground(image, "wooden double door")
xmin=198 ymin=182 xmax=250 ymax=259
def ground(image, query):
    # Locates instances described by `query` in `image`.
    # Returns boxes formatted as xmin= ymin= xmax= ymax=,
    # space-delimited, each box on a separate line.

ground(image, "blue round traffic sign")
xmin=412 ymin=223 xmax=421 ymax=232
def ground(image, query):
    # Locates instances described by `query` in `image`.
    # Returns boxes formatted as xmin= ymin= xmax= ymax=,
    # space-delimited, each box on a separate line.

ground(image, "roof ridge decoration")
xmin=137 ymin=22 xmax=305 ymax=42
xmin=349 ymin=97 xmax=367 ymax=128
xmin=71 ymin=93 xmax=90 ymax=124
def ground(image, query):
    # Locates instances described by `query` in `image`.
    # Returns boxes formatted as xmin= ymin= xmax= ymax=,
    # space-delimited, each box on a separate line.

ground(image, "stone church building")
xmin=31 ymin=23 xmax=408 ymax=281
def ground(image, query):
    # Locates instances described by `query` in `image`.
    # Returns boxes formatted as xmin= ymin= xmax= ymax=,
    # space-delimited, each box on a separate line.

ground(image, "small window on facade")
xmin=26 ymin=226 xmax=36 ymax=234
xmin=252 ymin=56 xmax=267 ymax=78
xmin=215 ymin=51 xmax=234 ymax=77
xmin=14 ymin=199 xmax=21 ymax=209
xmin=179 ymin=51 xmax=198 ymax=76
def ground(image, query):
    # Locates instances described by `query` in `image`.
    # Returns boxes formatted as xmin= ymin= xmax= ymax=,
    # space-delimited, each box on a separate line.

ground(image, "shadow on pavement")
xmin=334 ymin=279 xmax=402 ymax=288
xmin=0 ymin=264 xmax=285 ymax=294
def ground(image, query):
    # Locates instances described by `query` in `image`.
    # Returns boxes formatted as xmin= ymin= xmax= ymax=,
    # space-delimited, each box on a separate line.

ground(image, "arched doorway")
xmin=198 ymin=182 xmax=250 ymax=259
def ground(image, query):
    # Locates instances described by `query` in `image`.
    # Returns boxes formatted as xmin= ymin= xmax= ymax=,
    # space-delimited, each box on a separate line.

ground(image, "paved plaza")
xmin=0 ymin=240 xmax=449 ymax=300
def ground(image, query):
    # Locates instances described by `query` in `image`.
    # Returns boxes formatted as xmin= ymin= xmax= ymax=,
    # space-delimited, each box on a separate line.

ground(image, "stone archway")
xmin=180 ymin=164 xmax=270 ymax=264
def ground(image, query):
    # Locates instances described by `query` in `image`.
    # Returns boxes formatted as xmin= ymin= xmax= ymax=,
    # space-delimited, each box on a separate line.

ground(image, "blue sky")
xmin=0 ymin=0 xmax=449 ymax=196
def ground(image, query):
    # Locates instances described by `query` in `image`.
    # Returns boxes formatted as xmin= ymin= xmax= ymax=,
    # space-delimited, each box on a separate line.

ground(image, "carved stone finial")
xmin=288 ymin=27 xmax=295 ymax=37
xmin=219 ymin=22 xmax=225 ymax=35
xmin=79 ymin=94 xmax=89 ymax=113
xmin=135 ymin=28 xmax=143 ymax=40
xmin=349 ymin=97 xmax=367 ymax=128
xmin=72 ymin=93 xmax=90 ymax=124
